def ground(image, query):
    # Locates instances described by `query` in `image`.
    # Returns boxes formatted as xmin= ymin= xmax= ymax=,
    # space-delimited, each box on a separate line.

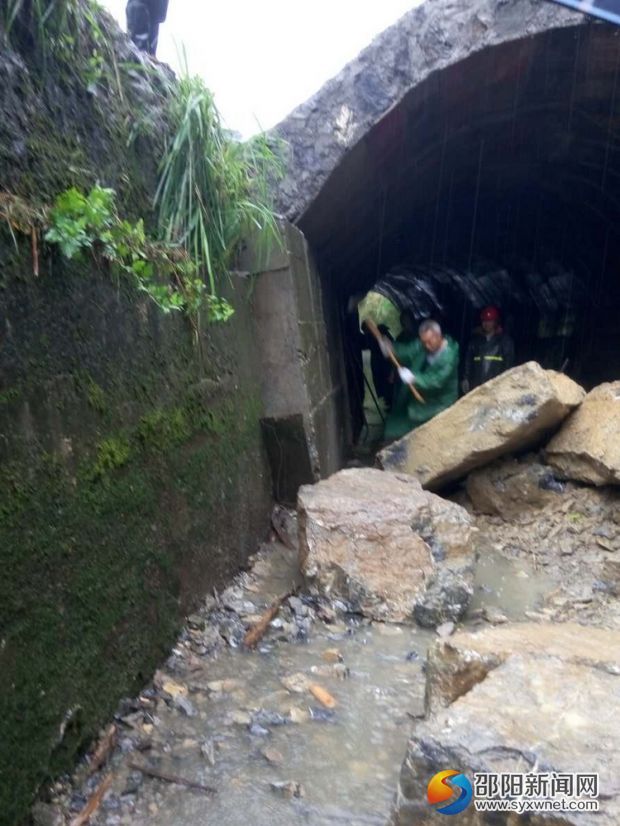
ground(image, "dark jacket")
xmin=465 ymin=330 xmax=515 ymax=389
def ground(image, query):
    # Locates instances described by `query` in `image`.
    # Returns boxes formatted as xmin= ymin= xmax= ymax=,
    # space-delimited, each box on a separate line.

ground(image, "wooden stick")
xmin=127 ymin=761 xmax=216 ymax=794
xmin=31 ymin=227 xmax=39 ymax=277
xmin=309 ymin=683 xmax=337 ymax=709
xmin=88 ymin=724 xmax=117 ymax=775
xmin=363 ymin=319 xmax=425 ymax=404
xmin=243 ymin=590 xmax=293 ymax=649
xmin=70 ymin=774 xmax=113 ymax=826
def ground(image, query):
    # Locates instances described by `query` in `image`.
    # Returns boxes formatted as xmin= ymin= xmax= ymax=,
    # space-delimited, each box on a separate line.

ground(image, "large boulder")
xmin=424 ymin=621 xmax=620 ymax=712
xmin=379 ymin=362 xmax=584 ymax=490
xmin=297 ymin=468 xmax=474 ymax=624
xmin=392 ymin=658 xmax=620 ymax=825
xmin=391 ymin=622 xmax=620 ymax=825
xmin=545 ymin=382 xmax=620 ymax=486
xmin=465 ymin=455 xmax=567 ymax=520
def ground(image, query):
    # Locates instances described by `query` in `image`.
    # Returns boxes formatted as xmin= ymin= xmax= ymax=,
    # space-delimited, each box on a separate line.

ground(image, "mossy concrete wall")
xmin=0 ymin=244 xmax=272 ymax=825
xmin=0 ymin=13 xmax=273 ymax=823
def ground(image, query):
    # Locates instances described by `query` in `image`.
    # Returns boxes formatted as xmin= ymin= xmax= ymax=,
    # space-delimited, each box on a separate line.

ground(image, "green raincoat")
xmin=384 ymin=336 xmax=460 ymax=442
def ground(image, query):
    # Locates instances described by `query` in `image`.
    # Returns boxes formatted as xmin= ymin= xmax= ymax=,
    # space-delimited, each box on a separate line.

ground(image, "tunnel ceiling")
xmin=301 ymin=21 xmax=620 ymax=298
xmin=274 ymin=0 xmax=620 ymax=306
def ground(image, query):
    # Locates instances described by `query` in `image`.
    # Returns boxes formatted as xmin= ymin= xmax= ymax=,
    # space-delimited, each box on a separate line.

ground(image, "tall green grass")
xmin=155 ymin=64 xmax=283 ymax=298
xmin=2 ymin=0 xmax=76 ymax=48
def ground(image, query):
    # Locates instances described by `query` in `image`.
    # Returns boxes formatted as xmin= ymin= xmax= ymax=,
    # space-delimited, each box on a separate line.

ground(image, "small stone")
xmin=269 ymin=780 xmax=305 ymax=799
xmin=248 ymin=723 xmax=270 ymax=737
xmin=281 ymin=672 xmax=310 ymax=693
xmin=482 ymin=607 xmax=509 ymax=625
xmin=261 ymin=747 xmax=284 ymax=765
xmin=148 ymin=803 xmax=158 ymax=816
xmin=187 ymin=614 xmax=206 ymax=630
xmin=161 ymin=678 xmax=187 ymax=698
xmin=309 ymin=706 xmax=336 ymax=722
xmin=229 ymin=710 xmax=252 ymax=726
xmin=207 ymin=679 xmax=242 ymax=693
xmin=288 ymin=706 xmax=310 ymax=724
xmin=310 ymin=663 xmax=349 ymax=680
xmin=200 ymin=739 xmax=216 ymax=766
xmin=374 ymin=623 xmax=404 ymax=636
xmin=321 ymin=648 xmax=343 ymax=663
xmin=436 ymin=622 xmax=455 ymax=638
xmin=173 ymin=695 xmax=196 ymax=717
xmin=122 ymin=772 xmax=143 ymax=796
xmin=252 ymin=709 xmax=288 ymax=727
xmin=288 ymin=596 xmax=305 ymax=615
xmin=31 ymin=802 xmax=63 ymax=826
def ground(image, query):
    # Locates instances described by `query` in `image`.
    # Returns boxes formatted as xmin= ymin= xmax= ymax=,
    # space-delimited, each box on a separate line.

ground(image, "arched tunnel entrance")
xmin=293 ymin=20 xmax=620 ymax=447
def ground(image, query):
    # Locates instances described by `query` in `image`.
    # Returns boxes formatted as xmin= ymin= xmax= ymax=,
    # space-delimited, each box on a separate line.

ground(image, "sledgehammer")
xmin=363 ymin=319 xmax=426 ymax=405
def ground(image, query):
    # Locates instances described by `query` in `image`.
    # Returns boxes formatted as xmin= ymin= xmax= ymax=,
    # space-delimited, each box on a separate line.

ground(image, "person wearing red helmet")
xmin=462 ymin=306 xmax=515 ymax=393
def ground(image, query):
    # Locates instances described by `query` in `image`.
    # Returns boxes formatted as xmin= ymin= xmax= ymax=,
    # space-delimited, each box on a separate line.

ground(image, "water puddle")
xmin=120 ymin=620 xmax=433 ymax=826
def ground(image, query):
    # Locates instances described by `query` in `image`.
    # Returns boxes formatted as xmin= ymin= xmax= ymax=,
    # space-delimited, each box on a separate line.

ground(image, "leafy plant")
xmin=155 ymin=63 xmax=284 ymax=301
xmin=44 ymin=185 xmax=217 ymax=320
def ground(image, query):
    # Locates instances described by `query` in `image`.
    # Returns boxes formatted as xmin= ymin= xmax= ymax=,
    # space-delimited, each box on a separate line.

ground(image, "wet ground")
xmin=48 ymin=470 xmax=620 ymax=826
xmin=51 ymin=540 xmax=436 ymax=826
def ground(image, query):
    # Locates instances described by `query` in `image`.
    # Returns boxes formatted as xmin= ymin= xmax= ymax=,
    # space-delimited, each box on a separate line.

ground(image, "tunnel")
xmin=275 ymin=3 xmax=620 ymax=447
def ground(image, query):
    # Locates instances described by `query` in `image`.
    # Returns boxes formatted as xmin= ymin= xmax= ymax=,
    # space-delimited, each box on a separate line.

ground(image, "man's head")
xmin=418 ymin=319 xmax=444 ymax=354
xmin=480 ymin=305 xmax=501 ymax=335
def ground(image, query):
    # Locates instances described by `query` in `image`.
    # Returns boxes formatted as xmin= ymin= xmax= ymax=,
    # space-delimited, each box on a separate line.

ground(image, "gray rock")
xmin=31 ymin=803 xmax=63 ymax=826
xmin=122 ymin=772 xmax=144 ymax=795
xmin=270 ymin=780 xmax=305 ymax=799
xmin=414 ymin=567 xmax=474 ymax=629
xmin=546 ymin=382 xmax=620 ymax=486
xmin=172 ymin=695 xmax=196 ymax=717
xmin=466 ymin=455 xmax=566 ymax=520
xmin=392 ymin=655 xmax=620 ymax=825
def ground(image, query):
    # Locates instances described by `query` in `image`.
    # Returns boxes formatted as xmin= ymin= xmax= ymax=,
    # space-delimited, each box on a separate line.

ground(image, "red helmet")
xmin=480 ymin=305 xmax=501 ymax=322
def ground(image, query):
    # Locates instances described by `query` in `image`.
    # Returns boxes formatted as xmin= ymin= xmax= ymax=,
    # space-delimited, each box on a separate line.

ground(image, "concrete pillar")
xmin=242 ymin=221 xmax=344 ymax=504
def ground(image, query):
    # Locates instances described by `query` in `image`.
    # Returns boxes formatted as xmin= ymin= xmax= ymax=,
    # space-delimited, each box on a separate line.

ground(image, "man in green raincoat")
xmin=383 ymin=319 xmax=459 ymax=442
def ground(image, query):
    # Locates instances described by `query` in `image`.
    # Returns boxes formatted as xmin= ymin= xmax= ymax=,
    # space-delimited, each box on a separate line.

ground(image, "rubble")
xmin=379 ymin=362 xmax=584 ymax=489
xmin=298 ymin=468 xmax=475 ymax=624
xmin=546 ymin=381 xmax=620 ymax=485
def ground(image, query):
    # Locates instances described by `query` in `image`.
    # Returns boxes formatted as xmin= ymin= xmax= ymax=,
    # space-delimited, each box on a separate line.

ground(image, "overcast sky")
xmin=100 ymin=0 xmax=420 ymax=137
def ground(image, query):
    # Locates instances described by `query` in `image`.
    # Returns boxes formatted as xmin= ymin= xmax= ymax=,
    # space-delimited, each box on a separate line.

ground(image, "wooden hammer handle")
xmin=363 ymin=319 xmax=426 ymax=404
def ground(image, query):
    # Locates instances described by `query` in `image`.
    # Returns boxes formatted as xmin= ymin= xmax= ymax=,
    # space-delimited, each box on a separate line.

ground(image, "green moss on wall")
xmin=0 ymin=379 xmax=268 ymax=826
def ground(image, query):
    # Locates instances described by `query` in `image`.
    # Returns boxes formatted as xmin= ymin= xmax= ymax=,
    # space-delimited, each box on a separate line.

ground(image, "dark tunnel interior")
xmin=297 ymin=22 xmax=620 ymax=441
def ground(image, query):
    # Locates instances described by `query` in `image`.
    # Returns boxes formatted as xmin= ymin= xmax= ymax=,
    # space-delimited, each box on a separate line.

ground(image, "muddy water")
xmin=127 ymin=624 xmax=432 ymax=826
xmin=469 ymin=544 xmax=557 ymax=620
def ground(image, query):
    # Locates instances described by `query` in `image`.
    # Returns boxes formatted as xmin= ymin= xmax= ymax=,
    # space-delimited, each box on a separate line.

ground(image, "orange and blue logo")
xmin=427 ymin=770 xmax=473 ymax=816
